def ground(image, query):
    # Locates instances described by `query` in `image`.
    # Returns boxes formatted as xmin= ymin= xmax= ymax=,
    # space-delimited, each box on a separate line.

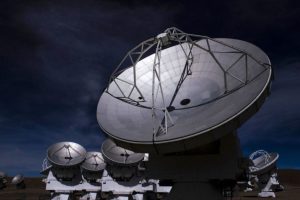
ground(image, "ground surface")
xmin=0 ymin=177 xmax=49 ymax=200
xmin=0 ymin=169 xmax=299 ymax=199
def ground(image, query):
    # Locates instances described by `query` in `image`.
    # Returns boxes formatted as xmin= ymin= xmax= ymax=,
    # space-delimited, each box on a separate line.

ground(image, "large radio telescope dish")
xmin=47 ymin=142 xmax=87 ymax=167
xmin=97 ymin=27 xmax=272 ymax=153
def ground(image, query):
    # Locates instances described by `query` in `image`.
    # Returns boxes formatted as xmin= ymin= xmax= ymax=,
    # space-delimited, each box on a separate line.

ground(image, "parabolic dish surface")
xmin=97 ymin=37 xmax=272 ymax=153
xmin=101 ymin=139 xmax=144 ymax=165
xmin=250 ymin=152 xmax=279 ymax=175
xmin=47 ymin=142 xmax=87 ymax=167
xmin=11 ymin=174 xmax=24 ymax=185
xmin=81 ymin=152 xmax=106 ymax=172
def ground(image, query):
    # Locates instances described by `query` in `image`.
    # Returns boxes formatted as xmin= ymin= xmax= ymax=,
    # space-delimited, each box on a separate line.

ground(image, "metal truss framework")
xmin=105 ymin=27 xmax=271 ymax=138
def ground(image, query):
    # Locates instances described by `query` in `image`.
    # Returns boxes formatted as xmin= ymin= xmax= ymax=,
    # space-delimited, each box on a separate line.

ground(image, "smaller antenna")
xmin=82 ymin=152 xmax=106 ymax=172
xmin=0 ymin=171 xmax=7 ymax=189
xmin=11 ymin=174 xmax=25 ymax=189
xmin=81 ymin=152 xmax=106 ymax=181
xmin=101 ymin=139 xmax=144 ymax=166
xmin=47 ymin=142 xmax=87 ymax=167
xmin=247 ymin=150 xmax=282 ymax=198
xmin=249 ymin=150 xmax=278 ymax=175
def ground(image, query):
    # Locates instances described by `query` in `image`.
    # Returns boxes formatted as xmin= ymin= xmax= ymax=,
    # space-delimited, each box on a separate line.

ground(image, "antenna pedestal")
xmin=80 ymin=192 xmax=97 ymax=200
xmin=45 ymin=171 xmax=101 ymax=200
xmin=51 ymin=193 xmax=70 ymax=200
xmin=0 ymin=172 xmax=7 ymax=189
xmin=145 ymin=132 xmax=242 ymax=199
xmin=166 ymin=182 xmax=223 ymax=200
xmin=0 ymin=180 xmax=7 ymax=189
xmin=255 ymin=172 xmax=280 ymax=198
xmin=15 ymin=181 xmax=26 ymax=189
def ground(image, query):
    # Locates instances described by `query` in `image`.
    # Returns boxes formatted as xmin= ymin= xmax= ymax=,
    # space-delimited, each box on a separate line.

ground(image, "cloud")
xmin=0 ymin=0 xmax=181 ymax=175
xmin=0 ymin=0 xmax=180 ymax=133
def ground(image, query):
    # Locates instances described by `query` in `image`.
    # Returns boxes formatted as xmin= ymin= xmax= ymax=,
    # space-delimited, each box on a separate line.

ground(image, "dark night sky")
xmin=0 ymin=0 xmax=299 ymax=176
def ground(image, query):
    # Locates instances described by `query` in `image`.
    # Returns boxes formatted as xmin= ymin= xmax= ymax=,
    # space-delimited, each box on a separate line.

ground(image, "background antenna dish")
xmin=101 ymin=139 xmax=144 ymax=166
xmin=249 ymin=150 xmax=279 ymax=175
xmin=0 ymin=172 xmax=6 ymax=179
xmin=97 ymin=27 xmax=272 ymax=154
xmin=11 ymin=174 xmax=24 ymax=185
xmin=81 ymin=152 xmax=106 ymax=172
xmin=47 ymin=142 xmax=87 ymax=167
